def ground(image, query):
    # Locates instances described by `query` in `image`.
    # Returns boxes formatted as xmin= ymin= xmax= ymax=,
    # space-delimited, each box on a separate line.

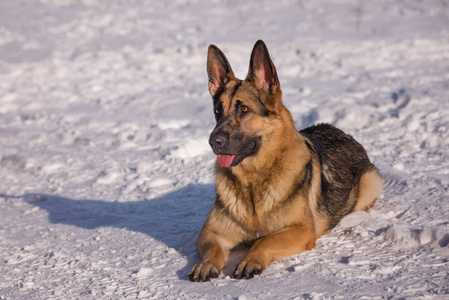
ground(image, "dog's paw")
xmin=233 ymin=259 xmax=265 ymax=279
xmin=188 ymin=262 xmax=220 ymax=282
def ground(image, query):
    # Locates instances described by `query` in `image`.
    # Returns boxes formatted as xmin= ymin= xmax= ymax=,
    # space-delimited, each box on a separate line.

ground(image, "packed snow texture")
xmin=0 ymin=0 xmax=448 ymax=299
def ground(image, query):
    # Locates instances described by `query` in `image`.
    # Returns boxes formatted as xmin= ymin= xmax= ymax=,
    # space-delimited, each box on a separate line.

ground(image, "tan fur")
xmin=306 ymin=154 xmax=329 ymax=237
xmin=353 ymin=170 xmax=383 ymax=211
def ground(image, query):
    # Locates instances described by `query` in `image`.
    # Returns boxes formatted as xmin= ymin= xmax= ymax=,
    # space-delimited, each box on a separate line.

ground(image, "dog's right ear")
xmin=207 ymin=45 xmax=235 ymax=97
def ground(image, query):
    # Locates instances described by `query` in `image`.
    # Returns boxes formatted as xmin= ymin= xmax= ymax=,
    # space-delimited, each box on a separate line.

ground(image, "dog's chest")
xmin=220 ymin=183 xmax=303 ymax=238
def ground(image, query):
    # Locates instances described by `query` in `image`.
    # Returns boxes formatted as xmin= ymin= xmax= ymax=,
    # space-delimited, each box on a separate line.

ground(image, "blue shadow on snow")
xmin=17 ymin=184 xmax=215 ymax=280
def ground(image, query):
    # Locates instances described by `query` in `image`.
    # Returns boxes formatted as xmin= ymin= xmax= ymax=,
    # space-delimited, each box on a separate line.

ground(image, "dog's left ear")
xmin=246 ymin=40 xmax=281 ymax=111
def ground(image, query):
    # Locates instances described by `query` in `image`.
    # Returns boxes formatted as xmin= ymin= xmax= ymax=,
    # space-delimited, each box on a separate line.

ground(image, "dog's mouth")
xmin=217 ymin=154 xmax=236 ymax=168
xmin=215 ymin=139 xmax=259 ymax=168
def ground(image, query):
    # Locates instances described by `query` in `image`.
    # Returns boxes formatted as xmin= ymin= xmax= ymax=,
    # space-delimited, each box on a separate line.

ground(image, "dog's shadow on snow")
xmin=19 ymin=184 xmax=215 ymax=280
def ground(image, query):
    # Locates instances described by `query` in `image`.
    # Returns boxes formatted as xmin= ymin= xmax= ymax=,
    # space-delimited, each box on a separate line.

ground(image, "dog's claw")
xmin=233 ymin=260 xmax=264 ymax=279
xmin=188 ymin=262 xmax=220 ymax=282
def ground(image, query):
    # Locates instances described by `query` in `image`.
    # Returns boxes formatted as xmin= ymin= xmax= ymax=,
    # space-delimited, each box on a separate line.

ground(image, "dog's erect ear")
xmin=247 ymin=40 xmax=280 ymax=93
xmin=207 ymin=45 xmax=235 ymax=97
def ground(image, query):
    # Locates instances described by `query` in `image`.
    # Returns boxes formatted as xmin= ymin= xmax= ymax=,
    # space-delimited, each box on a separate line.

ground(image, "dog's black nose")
xmin=209 ymin=132 xmax=227 ymax=151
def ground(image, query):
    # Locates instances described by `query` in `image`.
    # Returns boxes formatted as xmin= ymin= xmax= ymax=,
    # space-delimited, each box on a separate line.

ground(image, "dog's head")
xmin=207 ymin=40 xmax=287 ymax=168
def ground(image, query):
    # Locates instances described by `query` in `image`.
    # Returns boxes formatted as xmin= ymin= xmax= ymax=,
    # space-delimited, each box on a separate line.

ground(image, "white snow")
xmin=0 ymin=0 xmax=448 ymax=299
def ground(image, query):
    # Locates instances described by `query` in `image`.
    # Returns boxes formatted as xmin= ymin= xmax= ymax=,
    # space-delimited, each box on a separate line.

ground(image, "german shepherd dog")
xmin=188 ymin=40 xmax=383 ymax=282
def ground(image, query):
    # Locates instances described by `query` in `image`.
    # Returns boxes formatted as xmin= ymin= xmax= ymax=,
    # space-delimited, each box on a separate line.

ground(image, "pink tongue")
xmin=217 ymin=154 xmax=235 ymax=168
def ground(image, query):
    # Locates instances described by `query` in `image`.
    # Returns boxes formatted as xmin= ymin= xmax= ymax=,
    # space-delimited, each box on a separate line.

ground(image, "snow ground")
xmin=0 ymin=0 xmax=448 ymax=299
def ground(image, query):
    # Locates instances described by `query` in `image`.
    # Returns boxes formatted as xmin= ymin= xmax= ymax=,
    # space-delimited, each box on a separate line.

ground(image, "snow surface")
xmin=0 ymin=0 xmax=448 ymax=299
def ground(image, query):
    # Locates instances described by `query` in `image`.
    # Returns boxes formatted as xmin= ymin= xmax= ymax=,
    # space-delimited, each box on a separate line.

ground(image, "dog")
xmin=188 ymin=40 xmax=383 ymax=282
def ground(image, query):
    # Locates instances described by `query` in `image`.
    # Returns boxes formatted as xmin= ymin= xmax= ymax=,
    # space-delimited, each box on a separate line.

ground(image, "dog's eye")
xmin=215 ymin=107 xmax=221 ymax=114
xmin=241 ymin=105 xmax=250 ymax=113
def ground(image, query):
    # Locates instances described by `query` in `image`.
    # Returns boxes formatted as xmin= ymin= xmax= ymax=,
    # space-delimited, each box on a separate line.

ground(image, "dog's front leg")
xmin=188 ymin=230 xmax=232 ymax=282
xmin=233 ymin=224 xmax=316 ymax=279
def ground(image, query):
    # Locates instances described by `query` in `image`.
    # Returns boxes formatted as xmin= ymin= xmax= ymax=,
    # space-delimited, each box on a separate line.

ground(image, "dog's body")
xmin=188 ymin=40 xmax=382 ymax=282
